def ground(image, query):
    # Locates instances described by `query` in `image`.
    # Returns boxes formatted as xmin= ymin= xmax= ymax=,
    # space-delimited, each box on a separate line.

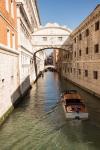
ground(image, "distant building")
xmin=45 ymin=53 xmax=53 ymax=65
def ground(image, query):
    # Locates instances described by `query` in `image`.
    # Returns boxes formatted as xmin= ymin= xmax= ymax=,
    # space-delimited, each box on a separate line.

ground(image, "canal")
xmin=0 ymin=72 xmax=100 ymax=150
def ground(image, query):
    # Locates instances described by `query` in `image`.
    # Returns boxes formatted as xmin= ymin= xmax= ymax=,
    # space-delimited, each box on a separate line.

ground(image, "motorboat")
xmin=61 ymin=90 xmax=88 ymax=120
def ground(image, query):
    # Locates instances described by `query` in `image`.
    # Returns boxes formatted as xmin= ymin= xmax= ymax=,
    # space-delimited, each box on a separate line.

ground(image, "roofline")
xmin=71 ymin=4 xmax=100 ymax=36
xmin=35 ymin=0 xmax=41 ymax=25
xmin=32 ymin=26 xmax=72 ymax=35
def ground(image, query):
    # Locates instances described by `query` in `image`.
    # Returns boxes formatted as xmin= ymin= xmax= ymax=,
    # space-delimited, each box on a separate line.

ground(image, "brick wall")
xmin=0 ymin=0 xmax=17 ymax=48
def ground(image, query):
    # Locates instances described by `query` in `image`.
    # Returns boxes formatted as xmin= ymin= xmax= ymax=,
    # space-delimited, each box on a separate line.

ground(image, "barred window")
xmin=74 ymin=38 xmax=76 ymax=43
xmin=79 ymin=49 xmax=81 ymax=56
xmin=58 ymin=37 xmax=63 ymax=41
xmin=43 ymin=37 xmax=47 ymax=41
xmin=85 ymin=29 xmax=89 ymax=36
xmin=95 ymin=21 xmax=99 ymax=31
xmin=93 ymin=71 xmax=98 ymax=79
xmin=78 ymin=69 xmax=81 ymax=75
xmin=94 ymin=44 xmax=99 ymax=53
xmin=79 ymin=34 xmax=82 ymax=40
xmin=86 ymin=47 xmax=88 ymax=54
xmin=74 ymin=51 xmax=76 ymax=57
xmin=85 ymin=70 xmax=88 ymax=77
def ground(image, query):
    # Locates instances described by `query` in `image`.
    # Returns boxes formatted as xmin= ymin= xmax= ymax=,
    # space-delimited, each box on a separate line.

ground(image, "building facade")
xmin=0 ymin=0 xmax=17 ymax=48
xmin=60 ymin=5 xmax=100 ymax=97
xmin=0 ymin=0 xmax=19 ymax=122
xmin=0 ymin=0 xmax=43 ymax=124
xmin=16 ymin=0 xmax=41 ymax=95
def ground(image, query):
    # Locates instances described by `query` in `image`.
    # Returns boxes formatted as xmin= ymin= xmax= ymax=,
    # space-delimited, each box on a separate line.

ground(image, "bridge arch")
xmin=33 ymin=47 xmax=72 ymax=57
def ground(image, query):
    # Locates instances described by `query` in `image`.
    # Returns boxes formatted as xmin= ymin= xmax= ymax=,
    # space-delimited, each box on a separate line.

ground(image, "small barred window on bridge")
xmin=58 ymin=37 xmax=63 ymax=41
xmin=43 ymin=37 xmax=47 ymax=41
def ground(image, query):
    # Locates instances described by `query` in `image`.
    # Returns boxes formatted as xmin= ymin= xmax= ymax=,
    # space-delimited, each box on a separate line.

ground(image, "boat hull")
xmin=62 ymin=104 xmax=88 ymax=120
xmin=65 ymin=112 xmax=88 ymax=119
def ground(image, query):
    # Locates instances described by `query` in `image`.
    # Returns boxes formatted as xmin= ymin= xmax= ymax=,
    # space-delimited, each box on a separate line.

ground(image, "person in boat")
xmin=76 ymin=107 xmax=81 ymax=113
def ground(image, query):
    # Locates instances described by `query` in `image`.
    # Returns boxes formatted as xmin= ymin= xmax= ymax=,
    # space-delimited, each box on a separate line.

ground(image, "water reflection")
xmin=0 ymin=72 xmax=100 ymax=150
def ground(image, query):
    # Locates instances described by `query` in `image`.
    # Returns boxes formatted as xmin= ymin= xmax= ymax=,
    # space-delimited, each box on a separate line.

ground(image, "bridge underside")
xmin=44 ymin=65 xmax=56 ymax=69
xmin=33 ymin=45 xmax=72 ymax=55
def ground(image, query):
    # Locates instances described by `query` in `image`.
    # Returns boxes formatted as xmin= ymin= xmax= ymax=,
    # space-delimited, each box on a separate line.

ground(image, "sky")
xmin=38 ymin=0 xmax=100 ymax=30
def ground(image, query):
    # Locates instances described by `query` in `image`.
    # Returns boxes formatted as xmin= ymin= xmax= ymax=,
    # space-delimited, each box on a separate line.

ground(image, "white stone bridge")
xmin=32 ymin=23 xmax=72 ymax=53
xmin=32 ymin=23 xmax=72 ymax=77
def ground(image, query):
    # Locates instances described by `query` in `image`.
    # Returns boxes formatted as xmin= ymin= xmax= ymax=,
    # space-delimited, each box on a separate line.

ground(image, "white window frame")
xmin=11 ymin=0 xmax=14 ymax=18
xmin=5 ymin=0 xmax=9 ymax=12
xmin=12 ymin=33 xmax=15 ymax=49
xmin=7 ymin=28 xmax=10 ymax=48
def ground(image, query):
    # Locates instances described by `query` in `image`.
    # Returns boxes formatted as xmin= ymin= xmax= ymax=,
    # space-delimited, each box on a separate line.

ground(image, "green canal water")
xmin=0 ymin=72 xmax=100 ymax=150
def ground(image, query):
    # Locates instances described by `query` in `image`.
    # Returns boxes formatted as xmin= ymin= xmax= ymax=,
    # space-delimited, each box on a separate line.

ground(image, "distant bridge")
xmin=44 ymin=65 xmax=56 ymax=69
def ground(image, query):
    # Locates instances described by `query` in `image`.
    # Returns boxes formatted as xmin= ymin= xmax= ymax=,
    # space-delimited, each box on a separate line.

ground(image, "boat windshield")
xmin=65 ymin=99 xmax=83 ymax=105
xmin=64 ymin=90 xmax=77 ymax=94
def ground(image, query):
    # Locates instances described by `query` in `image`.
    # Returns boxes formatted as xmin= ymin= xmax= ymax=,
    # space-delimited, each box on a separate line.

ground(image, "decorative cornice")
xmin=0 ymin=44 xmax=19 ymax=55
xmin=34 ymin=0 xmax=41 ymax=25
xmin=20 ymin=45 xmax=33 ymax=55
xmin=0 ymin=11 xmax=17 ymax=31
xmin=16 ymin=2 xmax=32 ymax=30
